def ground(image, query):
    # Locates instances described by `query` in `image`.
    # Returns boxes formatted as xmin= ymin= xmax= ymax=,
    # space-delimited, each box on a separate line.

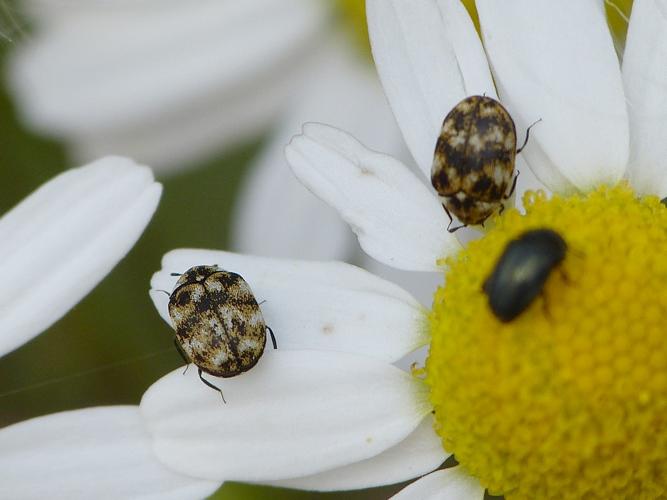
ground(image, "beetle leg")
xmin=198 ymin=368 xmax=226 ymax=404
xmin=442 ymin=204 xmax=453 ymax=224
xmin=516 ymin=119 xmax=542 ymax=154
xmin=503 ymin=170 xmax=520 ymax=200
xmin=443 ymin=207 xmax=466 ymax=232
xmin=173 ymin=339 xmax=191 ymax=375
xmin=447 ymin=221 xmax=467 ymax=233
xmin=267 ymin=326 xmax=278 ymax=349
xmin=169 ymin=272 xmax=182 ymax=277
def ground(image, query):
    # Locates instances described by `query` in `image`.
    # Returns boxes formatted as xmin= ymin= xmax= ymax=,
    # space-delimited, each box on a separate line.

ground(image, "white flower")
xmin=228 ymin=9 xmax=452 ymax=308
xmin=6 ymin=0 xmax=667 ymax=498
xmin=145 ymin=250 xmax=443 ymax=490
xmin=139 ymin=0 xmax=667 ymax=498
xmin=8 ymin=0 xmax=328 ymax=171
xmin=231 ymin=37 xmax=406 ymax=263
xmin=8 ymin=0 xmax=441 ymax=305
xmin=0 ymin=156 xmax=161 ymax=358
xmin=8 ymin=0 xmax=439 ymax=304
xmin=7 ymin=0 xmax=327 ymax=173
xmin=0 ymin=406 xmax=220 ymax=500
xmin=0 ymin=158 xmax=211 ymax=499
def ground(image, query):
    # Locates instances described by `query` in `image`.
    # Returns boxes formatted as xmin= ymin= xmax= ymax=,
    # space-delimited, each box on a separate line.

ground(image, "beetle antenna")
xmin=517 ymin=119 xmax=542 ymax=154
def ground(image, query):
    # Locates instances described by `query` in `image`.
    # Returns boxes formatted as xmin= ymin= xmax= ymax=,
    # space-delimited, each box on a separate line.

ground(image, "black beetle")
xmin=483 ymin=229 xmax=567 ymax=322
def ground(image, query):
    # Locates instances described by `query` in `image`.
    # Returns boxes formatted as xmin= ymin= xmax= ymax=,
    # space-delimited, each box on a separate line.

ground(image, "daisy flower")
xmin=231 ymin=32 xmax=406 ymax=263
xmin=6 ymin=0 xmax=379 ymax=179
xmin=6 ymin=0 xmax=327 ymax=173
xmin=0 ymin=406 xmax=220 ymax=499
xmin=230 ymin=2 xmax=446 ymax=308
xmin=141 ymin=0 xmax=667 ymax=498
xmin=8 ymin=0 xmax=438 ymax=306
xmin=0 ymin=158 xmax=216 ymax=499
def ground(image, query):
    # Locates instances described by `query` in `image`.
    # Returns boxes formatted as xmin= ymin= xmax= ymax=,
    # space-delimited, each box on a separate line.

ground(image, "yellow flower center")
xmin=426 ymin=184 xmax=667 ymax=499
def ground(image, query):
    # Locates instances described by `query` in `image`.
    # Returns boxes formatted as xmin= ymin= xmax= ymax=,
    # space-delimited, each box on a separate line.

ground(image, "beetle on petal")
xmin=432 ymin=95 xmax=535 ymax=231
xmin=168 ymin=265 xmax=277 ymax=402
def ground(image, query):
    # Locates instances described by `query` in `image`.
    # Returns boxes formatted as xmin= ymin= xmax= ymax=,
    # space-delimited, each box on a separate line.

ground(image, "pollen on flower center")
xmin=426 ymin=184 xmax=667 ymax=499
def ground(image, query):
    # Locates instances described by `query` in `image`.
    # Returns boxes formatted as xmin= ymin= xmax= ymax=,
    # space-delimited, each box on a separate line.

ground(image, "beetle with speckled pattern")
xmin=168 ymin=265 xmax=277 ymax=401
xmin=432 ymin=95 xmax=525 ymax=231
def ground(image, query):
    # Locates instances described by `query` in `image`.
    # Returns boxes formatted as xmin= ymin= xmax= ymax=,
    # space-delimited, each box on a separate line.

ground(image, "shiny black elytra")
xmin=483 ymin=229 xmax=567 ymax=322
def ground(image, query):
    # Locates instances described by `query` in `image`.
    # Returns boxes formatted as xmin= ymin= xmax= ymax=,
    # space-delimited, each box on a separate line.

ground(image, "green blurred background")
xmin=0 ymin=0 xmax=633 ymax=498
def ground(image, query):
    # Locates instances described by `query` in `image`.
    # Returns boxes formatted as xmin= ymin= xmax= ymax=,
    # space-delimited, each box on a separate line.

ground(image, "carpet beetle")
xmin=483 ymin=229 xmax=567 ymax=322
xmin=432 ymin=95 xmax=535 ymax=231
xmin=168 ymin=265 xmax=277 ymax=402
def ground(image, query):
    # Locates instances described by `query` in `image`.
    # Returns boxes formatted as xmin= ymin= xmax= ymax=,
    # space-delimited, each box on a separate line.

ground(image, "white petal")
xmin=514 ymin=155 xmax=550 ymax=199
xmin=395 ymin=345 xmax=430 ymax=374
xmin=359 ymin=252 xmax=441 ymax=308
xmin=9 ymin=0 xmax=327 ymax=172
xmin=391 ymin=467 xmax=485 ymax=500
xmin=140 ymin=350 xmax=431 ymax=481
xmin=367 ymin=0 xmax=495 ymax=177
xmin=232 ymin=38 xmax=404 ymax=260
xmin=271 ymin=415 xmax=446 ymax=491
xmin=233 ymin=155 xmax=352 ymax=261
xmin=285 ymin=123 xmax=461 ymax=271
xmin=0 ymin=157 xmax=161 ymax=357
xmin=436 ymin=0 xmax=497 ymax=99
xmin=69 ymin=51 xmax=320 ymax=174
xmin=477 ymin=0 xmax=629 ymax=192
xmin=622 ymin=0 xmax=667 ymax=197
xmin=13 ymin=0 xmax=323 ymax=129
xmin=150 ymin=249 xmax=428 ymax=362
xmin=0 ymin=406 xmax=220 ymax=500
